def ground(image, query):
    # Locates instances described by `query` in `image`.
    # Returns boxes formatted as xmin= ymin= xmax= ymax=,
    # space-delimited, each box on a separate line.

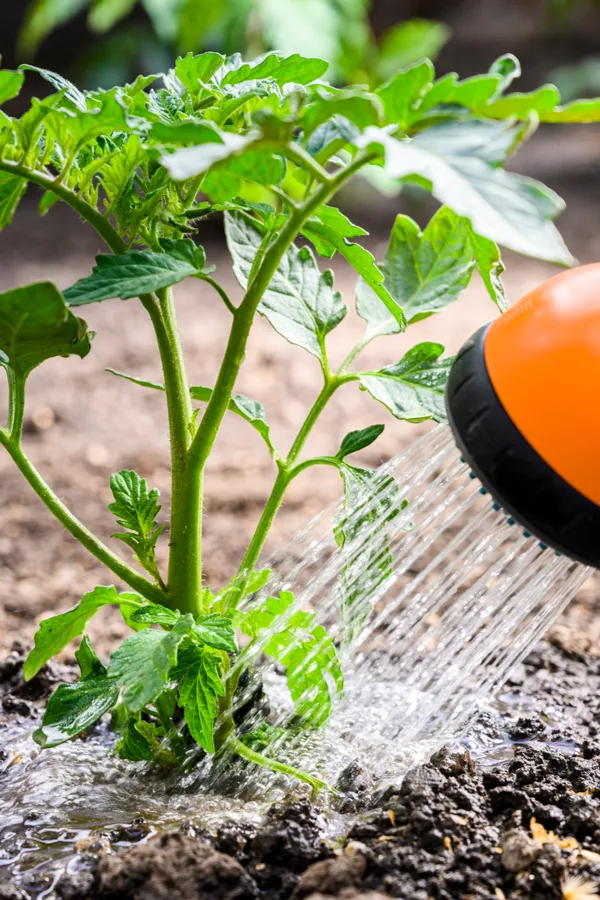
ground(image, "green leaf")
xmin=301 ymin=206 xmax=404 ymax=329
xmin=305 ymin=115 xmax=359 ymax=160
xmin=109 ymin=469 xmax=161 ymax=538
xmin=132 ymin=719 xmax=178 ymax=767
xmin=118 ymin=593 xmax=151 ymax=633
xmin=238 ymin=591 xmax=296 ymax=641
xmin=375 ymin=19 xmax=450 ymax=84
xmin=376 ymin=60 xmax=435 ymax=129
xmin=221 ymin=52 xmax=328 ymax=87
xmin=225 ymin=211 xmax=346 ymax=361
xmin=176 ymin=643 xmax=225 ymax=753
xmin=358 ymin=341 xmax=451 ymax=423
xmin=151 ymin=121 xmax=224 ymax=145
xmin=33 ymin=635 xmax=119 ymax=749
xmin=65 ymin=241 xmax=208 ymax=306
xmin=262 ymin=595 xmax=344 ymax=727
xmin=24 ymin=586 xmax=134 ymax=680
xmin=109 ymin=469 xmax=164 ymax=581
xmin=380 ymin=208 xmax=475 ymax=323
xmin=335 ymin=464 xmax=403 ymax=547
xmin=467 ymin=227 xmax=508 ymax=312
xmin=130 ymin=605 xmax=181 ymax=628
xmin=193 ymin=613 xmax=237 ymax=653
xmin=190 ymin=386 xmax=276 ymax=454
xmin=0 ymin=172 xmax=28 ymax=231
xmin=116 ymin=717 xmax=155 ymax=761
xmin=357 ymin=122 xmax=574 ymax=265
xmin=161 ymin=129 xmax=259 ymax=181
xmin=173 ymin=52 xmax=226 ymax=96
xmin=355 ymin=277 xmax=402 ymax=342
xmin=337 ymin=425 xmax=384 ymax=459
xmin=44 ymin=92 xmax=128 ymax=151
xmin=0 ymin=71 xmax=25 ymax=107
xmin=108 ymin=616 xmax=194 ymax=713
xmin=75 ymin=634 xmax=106 ymax=678
xmin=19 ymin=65 xmax=87 ymax=111
xmin=0 ymin=282 xmax=91 ymax=378
xmin=301 ymin=86 xmax=382 ymax=136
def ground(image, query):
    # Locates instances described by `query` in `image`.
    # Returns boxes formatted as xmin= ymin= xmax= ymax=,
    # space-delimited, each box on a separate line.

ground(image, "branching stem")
xmin=142 ymin=291 xmax=200 ymax=615
xmin=228 ymin=736 xmax=328 ymax=798
xmin=0 ymin=160 xmax=126 ymax=254
xmin=0 ymin=428 xmax=166 ymax=604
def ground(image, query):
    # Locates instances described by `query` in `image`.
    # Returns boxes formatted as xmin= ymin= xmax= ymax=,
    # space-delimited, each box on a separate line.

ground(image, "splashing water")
xmin=221 ymin=425 xmax=591 ymax=791
xmin=0 ymin=426 xmax=591 ymax=891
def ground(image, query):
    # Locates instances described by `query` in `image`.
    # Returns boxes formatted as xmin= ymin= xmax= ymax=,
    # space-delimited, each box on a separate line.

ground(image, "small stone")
xmin=500 ymin=828 xmax=542 ymax=873
xmin=293 ymin=854 xmax=367 ymax=898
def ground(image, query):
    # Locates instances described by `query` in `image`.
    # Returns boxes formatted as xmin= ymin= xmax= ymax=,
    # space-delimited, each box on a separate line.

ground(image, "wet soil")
xmin=2 ymin=628 xmax=600 ymax=899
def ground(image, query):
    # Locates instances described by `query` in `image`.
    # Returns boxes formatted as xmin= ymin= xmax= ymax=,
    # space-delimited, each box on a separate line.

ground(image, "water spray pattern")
xmin=225 ymin=426 xmax=591 ymax=788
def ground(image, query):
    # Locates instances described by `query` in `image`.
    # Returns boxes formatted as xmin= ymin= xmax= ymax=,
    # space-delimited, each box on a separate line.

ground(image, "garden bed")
xmin=2 ymin=627 xmax=600 ymax=900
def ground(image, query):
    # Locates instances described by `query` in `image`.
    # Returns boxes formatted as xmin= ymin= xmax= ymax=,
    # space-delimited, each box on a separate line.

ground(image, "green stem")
xmin=155 ymin=694 xmax=186 ymax=764
xmin=237 ymin=467 xmax=290 ymax=579
xmin=0 ymin=160 xmax=126 ymax=254
xmin=238 ymin=379 xmax=340 ymax=577
xmin=339 ymin=336 xmax=371 ymax=373
xmin=228 ymin=736 xmax=328 ymax=798
xmin=7 ymin=371 xmax=26 ymax=443
xmin=202 ymin=276 xmax=236 ymax=315
xmin=281 ymin=143 xmax=330 ymax=185
xmin=142 ymin=292 xmax=201 ymax=616
xmin=0 ymin=429 xmax=166 ymax=604
xmin=188 ymin=154 xmax=372 ymax=480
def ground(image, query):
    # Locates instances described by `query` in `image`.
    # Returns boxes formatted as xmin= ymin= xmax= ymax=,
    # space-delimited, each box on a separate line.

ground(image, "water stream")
xmin=0 ymin=426 xmax=591 ymax=893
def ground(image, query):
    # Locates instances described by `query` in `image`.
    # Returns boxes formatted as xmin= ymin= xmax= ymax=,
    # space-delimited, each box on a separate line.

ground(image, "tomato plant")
xmin=0 ymin=51 xmax=597 ymax=792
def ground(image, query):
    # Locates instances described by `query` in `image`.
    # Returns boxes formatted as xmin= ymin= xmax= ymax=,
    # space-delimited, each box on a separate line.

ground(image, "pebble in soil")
xmin=1 ymin=634 xmax=600 ymax=899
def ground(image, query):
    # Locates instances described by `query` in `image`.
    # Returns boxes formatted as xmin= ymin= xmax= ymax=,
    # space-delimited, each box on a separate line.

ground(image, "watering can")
xmin=447 ymin=263 xmax=600 ymax=569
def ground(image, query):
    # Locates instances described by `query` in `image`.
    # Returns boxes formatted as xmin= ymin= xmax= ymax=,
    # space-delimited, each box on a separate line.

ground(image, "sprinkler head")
xmin=446 ymin=263 xmax=600 ymax=568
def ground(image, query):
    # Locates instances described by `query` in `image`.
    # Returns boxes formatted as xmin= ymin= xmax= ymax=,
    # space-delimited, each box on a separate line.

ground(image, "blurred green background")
xmin=4 ymin=0 xmax=600 ymax=100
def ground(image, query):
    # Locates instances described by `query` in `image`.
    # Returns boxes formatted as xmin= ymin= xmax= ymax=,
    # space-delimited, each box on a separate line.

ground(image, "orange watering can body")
xmin=446 ymin=264 xmax=600 ymax=568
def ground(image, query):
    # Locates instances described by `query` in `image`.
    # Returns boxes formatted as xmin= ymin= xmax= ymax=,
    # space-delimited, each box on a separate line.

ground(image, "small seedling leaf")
xmin=337 ymin=425 xmax=384 ymax=459
xmin=193 ymin=613 xmax=238 ymax=653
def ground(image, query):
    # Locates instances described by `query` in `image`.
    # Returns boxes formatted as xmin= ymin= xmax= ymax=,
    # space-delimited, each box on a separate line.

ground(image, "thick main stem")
xmin=142 ymin=292 xmax=201 ymax=615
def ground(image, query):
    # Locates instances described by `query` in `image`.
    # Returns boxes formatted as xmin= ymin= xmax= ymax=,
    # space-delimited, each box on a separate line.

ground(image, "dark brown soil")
xmin=3 ymin=631 xmax=600 ymax=899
